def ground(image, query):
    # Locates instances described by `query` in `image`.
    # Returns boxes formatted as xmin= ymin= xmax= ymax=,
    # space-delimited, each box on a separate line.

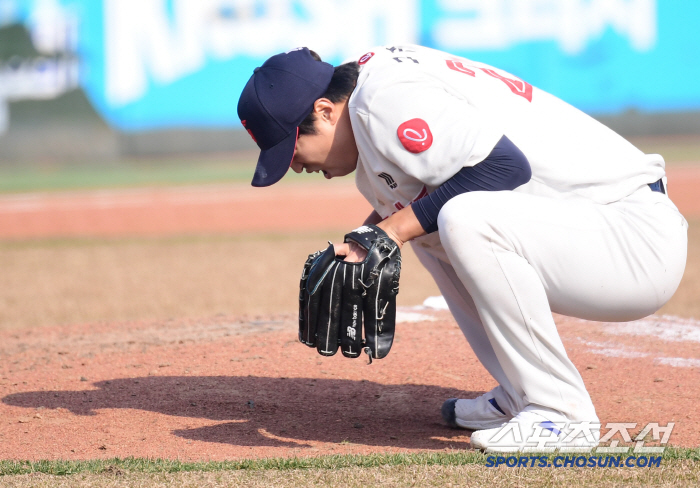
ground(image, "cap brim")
xmin=251 ymin=129 xmax=298 ymax=187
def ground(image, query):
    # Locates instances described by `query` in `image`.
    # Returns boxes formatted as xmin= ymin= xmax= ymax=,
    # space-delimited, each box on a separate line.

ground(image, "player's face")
xmin=290 ymin=98 xmax=358 ymax=179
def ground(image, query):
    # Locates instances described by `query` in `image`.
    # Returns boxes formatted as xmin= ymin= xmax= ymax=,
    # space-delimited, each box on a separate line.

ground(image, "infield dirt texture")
xmin=1 ymin=148 xmax=699 ymax=469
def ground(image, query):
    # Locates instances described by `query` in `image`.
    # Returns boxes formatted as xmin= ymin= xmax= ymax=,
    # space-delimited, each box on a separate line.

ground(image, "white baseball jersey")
xmin=347 ymin=44 xmax=665 ymax=219
xmin=344 ymin=45 xmax=687 ymax=428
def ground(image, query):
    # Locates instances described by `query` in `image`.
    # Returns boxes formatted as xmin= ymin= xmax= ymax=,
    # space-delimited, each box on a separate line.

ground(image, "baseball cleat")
xmin=441 ymin=391 xmax=511 ymax=431
xmin=469 ymin=407 xmax=600 ymax=453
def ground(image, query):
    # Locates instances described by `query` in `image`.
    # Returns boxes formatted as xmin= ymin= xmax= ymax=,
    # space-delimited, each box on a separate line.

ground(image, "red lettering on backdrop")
xmin=397 ymin=118 xmax=433 ymax=153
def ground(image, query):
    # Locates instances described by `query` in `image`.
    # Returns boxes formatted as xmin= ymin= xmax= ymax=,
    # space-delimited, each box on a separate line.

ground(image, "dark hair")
xmin=298 ymin=50 xmax=359 ymax=136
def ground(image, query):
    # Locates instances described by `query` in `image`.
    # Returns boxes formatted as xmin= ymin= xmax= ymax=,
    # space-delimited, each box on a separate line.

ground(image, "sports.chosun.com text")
xmin=485 ymin=455 xmax=662 ymax=468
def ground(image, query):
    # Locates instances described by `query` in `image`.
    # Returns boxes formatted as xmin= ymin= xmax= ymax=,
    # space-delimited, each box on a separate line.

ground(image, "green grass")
xmin=0 ymin=153 xmax=328 ymax=194
xmin=1 ymin=449 xmax=698 ymax=476
xmin=0 ymin=158 xmax=257 ymax=193
xmin=0 ymin=135 xmax=698 ymax=195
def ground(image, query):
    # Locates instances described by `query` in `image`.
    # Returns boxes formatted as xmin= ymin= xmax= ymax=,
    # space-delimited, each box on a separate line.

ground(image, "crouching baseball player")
xmin=237 ymin=45 xmax=688 ymax=452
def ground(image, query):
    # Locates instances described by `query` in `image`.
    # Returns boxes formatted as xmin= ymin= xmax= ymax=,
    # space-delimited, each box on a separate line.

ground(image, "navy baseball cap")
xmin=238 ymin=48 xmax=334 ymax=187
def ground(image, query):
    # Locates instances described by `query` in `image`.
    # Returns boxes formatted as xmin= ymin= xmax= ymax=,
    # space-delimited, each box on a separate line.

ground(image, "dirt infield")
xmin=0 ymin=166 xmax=697 ymax=239
xmin=0 ymin=180 xmax=372 ymax=239
xmin=1 ymin=167 xmax=699 ymax=461
xmin=1 ymin=310 xmax=699 ymax=460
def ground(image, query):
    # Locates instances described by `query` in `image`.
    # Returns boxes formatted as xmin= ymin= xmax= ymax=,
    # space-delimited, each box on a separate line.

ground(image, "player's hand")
xmin=300 ymin=225 xmax=402 ymax=361
xmin=334 ymin=240 xmax=368 ymax=263
xmin=335 ymin=204 xmax=420 ymax=263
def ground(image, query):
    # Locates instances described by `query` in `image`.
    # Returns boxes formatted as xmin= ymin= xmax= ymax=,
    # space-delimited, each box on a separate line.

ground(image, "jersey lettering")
xmin=385 ymin=46 xmax=415 ymax=53
xmin=446 ymin=60 xmax=475 ymax=76
xmin=445 ymin=59 xmax=533 ymax=102
xmin=397 ymin=118 xmax=433 ymax=153
xmin=358 ymin=52 xmax=375 ymax=65
xmin=478 ymin=68 xmax=533 ymax=102
xmin=393 ymin=56 xmax=419 ymax=64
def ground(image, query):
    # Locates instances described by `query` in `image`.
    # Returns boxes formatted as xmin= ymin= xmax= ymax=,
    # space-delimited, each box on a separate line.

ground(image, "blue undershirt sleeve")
xmin=412 ymin=135 xmax=531 ymax=234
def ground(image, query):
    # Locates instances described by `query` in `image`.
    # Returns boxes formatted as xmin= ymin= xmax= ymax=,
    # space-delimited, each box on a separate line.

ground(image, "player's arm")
xmin=380 ymin=135 xmax=531 ymax=244
xmin=411 ymin=134 xmax=531 ymax=233
xmin=338 ymin=136 xmax=531 ymax=261
xmin=337 ymin=205 xmax=422 ymax=261
xmin=377 ymin=205 xmax=424 ymax=248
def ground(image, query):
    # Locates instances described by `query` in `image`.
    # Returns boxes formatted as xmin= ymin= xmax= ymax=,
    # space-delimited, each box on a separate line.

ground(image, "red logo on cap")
xmin=397 ymin=118 xmax=433 ymax=153
xmin=358 ymin=52 xmax=375 ymax=65
xmin=241 ymin=119 xmax=257 ymax=143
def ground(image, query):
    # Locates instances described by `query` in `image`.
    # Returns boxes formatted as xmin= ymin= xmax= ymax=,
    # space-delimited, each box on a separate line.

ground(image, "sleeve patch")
xmin=397 ymin=118 xmax=433 ymax=153
xmin=358 ymin=52 xmax=375 ymax=65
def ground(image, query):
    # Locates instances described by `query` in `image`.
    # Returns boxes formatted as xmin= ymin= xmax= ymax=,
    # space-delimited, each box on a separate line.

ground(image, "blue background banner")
xmin=2 ymin=0 xmax=699 ymax=132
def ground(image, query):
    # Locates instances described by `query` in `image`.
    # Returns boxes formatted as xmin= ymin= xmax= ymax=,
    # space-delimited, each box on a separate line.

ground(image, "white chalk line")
xmin=413 ymin=296 xmax=700 ymax=368
xmin=603 ymin=315 xmax=700 ymax=343
xmin=573 ymin=314 xmax=700 ymax=367
xmin=395 ymin=297 xmax=699 ymax=368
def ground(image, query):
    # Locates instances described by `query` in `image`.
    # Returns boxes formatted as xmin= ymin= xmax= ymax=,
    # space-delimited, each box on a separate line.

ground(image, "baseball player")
xmin=237 ymin=45 xmax=688 ymax=451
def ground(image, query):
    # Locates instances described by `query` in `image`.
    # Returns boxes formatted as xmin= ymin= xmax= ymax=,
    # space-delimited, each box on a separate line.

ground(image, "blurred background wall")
xmin=1 ymin=0 xmax=699 ymax=162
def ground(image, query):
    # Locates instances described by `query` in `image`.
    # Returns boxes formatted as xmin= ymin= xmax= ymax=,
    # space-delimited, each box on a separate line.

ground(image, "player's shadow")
xmin=3 ymin=376 xmax=481 ymax=449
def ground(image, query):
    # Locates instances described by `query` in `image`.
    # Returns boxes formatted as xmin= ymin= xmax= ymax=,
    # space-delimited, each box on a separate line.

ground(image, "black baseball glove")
xmin=298 ymin=225 xmax=401 ymax=362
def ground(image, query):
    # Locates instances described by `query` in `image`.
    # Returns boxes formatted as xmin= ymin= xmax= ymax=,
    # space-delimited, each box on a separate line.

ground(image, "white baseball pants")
xmin=411 ymin=185 xmax=688 ymax=422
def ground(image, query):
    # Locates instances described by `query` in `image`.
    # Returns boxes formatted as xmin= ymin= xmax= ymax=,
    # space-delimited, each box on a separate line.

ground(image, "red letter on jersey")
xmin=446 ymin=59 xmax=475 ymax=76
xmin=397 ymin=119 xmax=433 ymax=153
xmin=358 ymin=52 xmax=375 ymax=65
xmin=478 ymin=68 xmax=533 ymax=102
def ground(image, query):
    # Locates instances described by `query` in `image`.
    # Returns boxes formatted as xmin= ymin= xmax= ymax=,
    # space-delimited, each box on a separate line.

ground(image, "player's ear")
xmin=313 ymin=98 xmax=336 ymax=124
